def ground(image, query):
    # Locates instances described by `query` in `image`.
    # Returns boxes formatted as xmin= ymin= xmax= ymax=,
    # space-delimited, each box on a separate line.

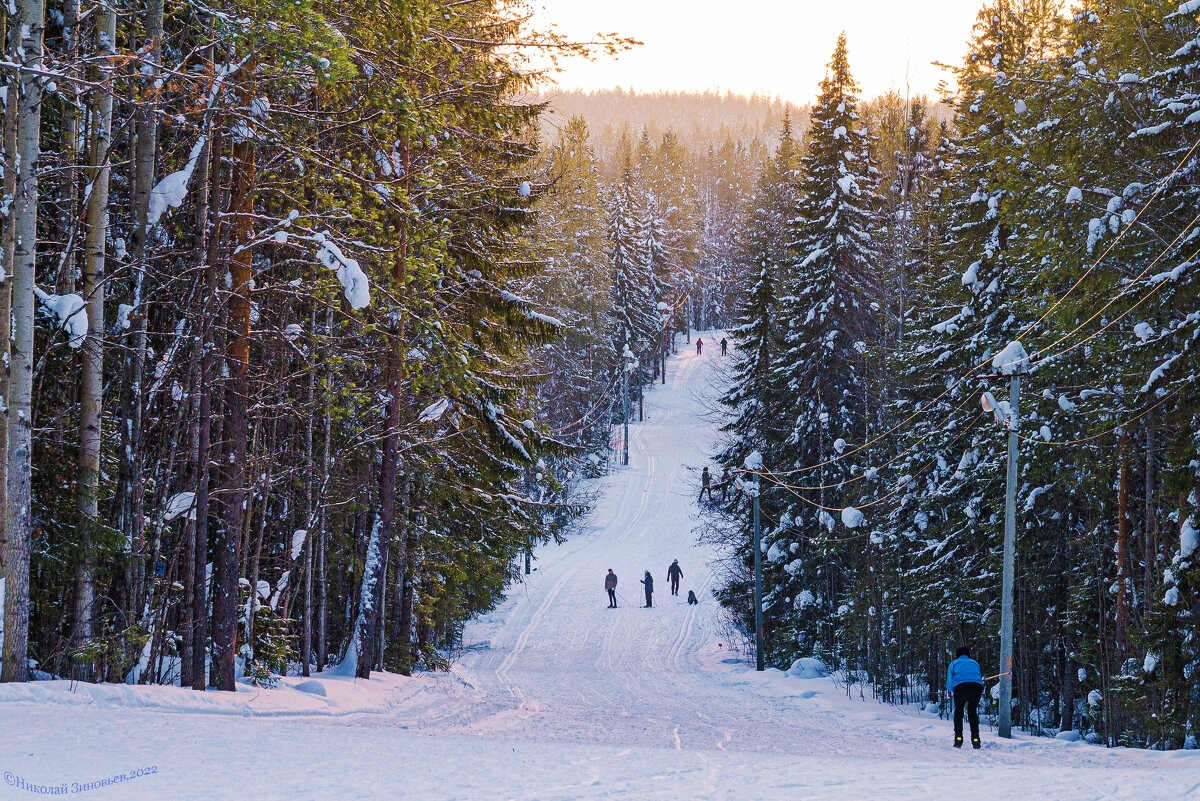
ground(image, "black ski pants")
xmin=607 ymin=588 xmax=617 ymax=607
xmin=670 ymin=577 xmax=680 ymax=596
xmin=644 ymin=589 xmax=653 ymax=607
xmin=953 ymin=681 xmax=984 ymax=740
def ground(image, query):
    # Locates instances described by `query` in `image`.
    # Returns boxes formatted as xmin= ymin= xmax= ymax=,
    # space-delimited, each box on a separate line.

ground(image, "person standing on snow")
xmin=698 ymin=467 xmax=714 ymax=502
xmin=604 ymin=569 xmax=619 ymax=608
xmin=640 ymin=571 xmax=654 ymax=607
xmin=667 ymin=560 xmax=684 ymax=596
xmin=719 ymin=466 xmax=731 ymax=501
xmin=696 ymin=338 xmax=703 ymax=355
xmin=720 ymin=337 xmax=728 ymax=356
xmin=947 ymin=646 xmax=984 ymax=749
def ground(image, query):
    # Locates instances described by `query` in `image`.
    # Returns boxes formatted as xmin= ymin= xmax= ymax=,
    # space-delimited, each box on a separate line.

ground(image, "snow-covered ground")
xmin=2 ymin=335 xmax=1197 ymax=800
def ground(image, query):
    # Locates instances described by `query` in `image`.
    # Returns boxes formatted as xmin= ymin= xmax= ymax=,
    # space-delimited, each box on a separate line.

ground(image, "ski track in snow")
xmin=3 ymin=334 xmax=1198 ymax=800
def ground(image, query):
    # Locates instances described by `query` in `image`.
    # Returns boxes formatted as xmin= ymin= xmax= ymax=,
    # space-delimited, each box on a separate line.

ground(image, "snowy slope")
xmin=2 ymin=336 xmax=1197 ymax=800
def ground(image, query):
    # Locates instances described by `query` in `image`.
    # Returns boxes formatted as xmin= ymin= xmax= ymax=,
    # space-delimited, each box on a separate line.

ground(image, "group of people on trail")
xmin=694 ymin=337 xmax=728 ymax=357
xmin=604 ymin=561 xmax=696 ymax=608
xmin=698 ymin=466 xmax=732 ymax=503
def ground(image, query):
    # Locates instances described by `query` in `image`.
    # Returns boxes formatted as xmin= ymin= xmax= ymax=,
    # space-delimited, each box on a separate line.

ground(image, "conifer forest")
xmin=1 ymin=1 xmax=1200 ymax=793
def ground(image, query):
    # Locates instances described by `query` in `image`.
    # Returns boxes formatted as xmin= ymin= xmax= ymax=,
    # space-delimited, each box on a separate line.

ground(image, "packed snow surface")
xmin=2 ymin=335 xmax=1195 ymax=799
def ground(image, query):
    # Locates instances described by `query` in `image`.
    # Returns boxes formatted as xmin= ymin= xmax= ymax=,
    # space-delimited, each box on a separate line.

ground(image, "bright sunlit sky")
xmin=529 ymin=1 xmax=984 ymax=102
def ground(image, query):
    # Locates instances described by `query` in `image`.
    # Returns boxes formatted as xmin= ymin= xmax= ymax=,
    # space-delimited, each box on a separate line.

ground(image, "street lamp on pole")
xmin=657 ymin=301 xmax=670 ymax=385
xmin=981 ymin=340 xmax=1029 ymax=740
xmin=621 ymin=344 xmax=637 ymax=466
xmin=743 ymin=450 xmax=765 ymax=671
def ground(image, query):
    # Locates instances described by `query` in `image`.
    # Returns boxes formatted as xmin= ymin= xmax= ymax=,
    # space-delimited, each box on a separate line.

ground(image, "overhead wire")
xmin=1029 ymin=211 xmax=1200 ymax=367
xmin=744 ymin=411 xmax=986 ymax=516
xmin=1017 ymin=376 xmax=1194 ymax=448
xmin=1016 ymin=134 xmax=1200 ymax=340
xmin=749 ymin=133 xmax=1200 ymax=479
xmin=756 ymin=389 xmax=983 ymax=492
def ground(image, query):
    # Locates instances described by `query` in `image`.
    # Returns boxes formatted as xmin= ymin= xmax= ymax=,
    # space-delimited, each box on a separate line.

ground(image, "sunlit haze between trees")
xmin=532 ymin=0 xmax=981 ymax=100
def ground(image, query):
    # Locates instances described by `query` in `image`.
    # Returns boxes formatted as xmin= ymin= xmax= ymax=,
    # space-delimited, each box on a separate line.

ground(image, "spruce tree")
xmin=765 ymin=33 xmax=884 ymax=662
xmin=719 ymin=116 xmax=798 ymax=471
xmin=608 ymin=145 xmax=659 ymax=361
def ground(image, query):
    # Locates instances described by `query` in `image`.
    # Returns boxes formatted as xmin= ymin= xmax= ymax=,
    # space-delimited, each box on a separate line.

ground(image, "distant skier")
xmin=696 ymin=338 xmax=703 ymax=355
xmin=687 ymin=590 xmax=698 ymax=605
xmin=947 ymin=646 xmax=984 ymax=749
xmin=698 ymin=467 xmax=714 ymax=502
xmin=720 ymin=337 xmax=728 ymax=356
xmin=719 ymin=466 xmax=731 ymax=501
xmin=640 ymin=571 xmax=654 ymax=607
xmin=667 ymin=560 xmax=684 ymax=596
xmin=604 ymin=569 xmax=619 ymax=608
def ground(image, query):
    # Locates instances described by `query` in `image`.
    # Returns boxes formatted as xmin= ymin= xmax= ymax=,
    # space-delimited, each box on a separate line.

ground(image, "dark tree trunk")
xmin=212 ymin=130 xmax=255 ymax=692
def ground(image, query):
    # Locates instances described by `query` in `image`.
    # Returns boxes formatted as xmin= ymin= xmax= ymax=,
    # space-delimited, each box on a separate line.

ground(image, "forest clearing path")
xmin=3 ymin=334 xmax=1196 ymax=800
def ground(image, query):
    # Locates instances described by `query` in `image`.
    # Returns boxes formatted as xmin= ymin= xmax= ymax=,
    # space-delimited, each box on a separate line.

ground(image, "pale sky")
xmin=528 ymin=1 xmax=984 ymax=103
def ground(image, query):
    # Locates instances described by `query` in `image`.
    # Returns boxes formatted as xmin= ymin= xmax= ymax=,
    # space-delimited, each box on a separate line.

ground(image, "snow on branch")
xmin=314 ymin=234 xmax=371 ymax=310
xmin=33 ymin=287 xmax=88 ymax=348
xmin=148 ymin=138 xmax=207 ymax=228
xmin=499 ymin=290 xmax=565 ymax=328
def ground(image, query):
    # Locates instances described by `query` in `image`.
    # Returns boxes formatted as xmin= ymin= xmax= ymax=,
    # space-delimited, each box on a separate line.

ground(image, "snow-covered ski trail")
xmin=2 ymin=334 xmax=1197 ymax=800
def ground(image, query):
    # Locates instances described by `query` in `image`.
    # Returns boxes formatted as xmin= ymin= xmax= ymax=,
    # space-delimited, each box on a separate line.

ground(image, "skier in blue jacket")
xmin=946 ymin=646 xmax=984 ymax=749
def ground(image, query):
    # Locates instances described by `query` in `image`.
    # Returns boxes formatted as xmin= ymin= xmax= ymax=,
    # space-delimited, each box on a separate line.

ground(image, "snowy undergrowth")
xmin=0 ymin=671 xmax=440 ymax=719
xmin=698 ymin=645 xmax=1199 ymax=763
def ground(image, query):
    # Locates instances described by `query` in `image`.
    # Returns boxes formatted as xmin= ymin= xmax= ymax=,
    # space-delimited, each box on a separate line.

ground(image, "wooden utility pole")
xmin=997 ymin=372 xmax=1020 ymax=738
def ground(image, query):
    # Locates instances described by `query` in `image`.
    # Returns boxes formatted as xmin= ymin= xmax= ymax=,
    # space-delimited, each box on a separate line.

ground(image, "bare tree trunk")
xmin=180 ymin=127 xmax=213 ymax=690
xmin=188 ymin=94 xmax=222 ymax=692
xmin=316 ymin=308 xmax=332 ymax=671
xmin=389 ymin=478 xmax=411 ymax=665
xmin=120 ymin=0 xmax=164 ymax=624
xmin=1115 ymin=433 xmax=1130 ymax=657
xmin=57 ymin=0 xmax=80 ymax=294
xmin=2 ymin=0 xmax=46 ymax=684
xmin=212 ymin=128 xmax=255 ymax=692
xmin=180 ymin=349 xmax=203 ymax=689
xmin=1143 ymin=425 xmax=1156 ymax=615
xmin=71 ymin=1 xmax=116 ymax=682
xmin=353 ymin=155 xmax=410 ymax=680
xmin=245 ymin=486 xmax=268 ymax=667
xmin=397 ymin=514 xmax=417 ymax=674
xmin=1061 ymin=623 xmax=1076 ymax=732
xmin=0 ymin=11 xmax=17 ymax=643
xmin=302 ymin=308 xmax=316 ymax=676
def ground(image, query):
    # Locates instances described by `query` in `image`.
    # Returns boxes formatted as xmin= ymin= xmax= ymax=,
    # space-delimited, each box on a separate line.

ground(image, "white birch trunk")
xmin=71 ymin=2 xmax=116 ymax=680
xmin=2 ymin=0 xmax=46 ymax=684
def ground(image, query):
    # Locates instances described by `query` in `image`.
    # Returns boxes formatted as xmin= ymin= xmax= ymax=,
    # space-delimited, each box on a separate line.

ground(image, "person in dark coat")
xmin=719 ymin=467 xmax=731 ymax=501
xmin=667 ymin=560 xmax=684 ymax=596
xmin=604 ymin=569 xmax=618 ymax=608
xmin=640 ymin=571 xmax=654 ymax=607
xmin=720 ymin=337 xmax=728 ymax=356
xmin=687 ymin=590 xmax=698 ymax=605
xmin=696 ymin=338 xmax=703 ymax=355
xmin=946 ymin=646 xmax=985 ymax=748
xmin=698 ymin=467 xmax=714 ymax=502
